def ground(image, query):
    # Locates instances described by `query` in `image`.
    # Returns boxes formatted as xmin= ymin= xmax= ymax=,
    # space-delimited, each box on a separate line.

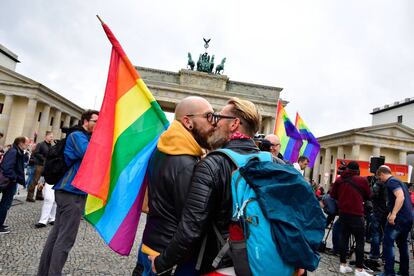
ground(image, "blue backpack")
xmin=215 ymin=149 xmax=325 ymax=275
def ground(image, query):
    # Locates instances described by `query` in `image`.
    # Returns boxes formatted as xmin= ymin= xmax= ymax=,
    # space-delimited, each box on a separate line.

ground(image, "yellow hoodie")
xmin=157 ymin=119 xmax=203 ymax=156
xmin=142 ymin=120 xmax=203 ymax=256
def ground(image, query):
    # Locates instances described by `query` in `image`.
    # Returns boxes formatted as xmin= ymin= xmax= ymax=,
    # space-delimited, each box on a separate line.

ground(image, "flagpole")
xmin=96 ymin=14 xmax=104 ymax=25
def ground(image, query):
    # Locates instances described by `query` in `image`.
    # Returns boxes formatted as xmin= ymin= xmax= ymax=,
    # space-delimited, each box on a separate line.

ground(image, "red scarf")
xmin=229 ymin=131 xmax=251 ymax=140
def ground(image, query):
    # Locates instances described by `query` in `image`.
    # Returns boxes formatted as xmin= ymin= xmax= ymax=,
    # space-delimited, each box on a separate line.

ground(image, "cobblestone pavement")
xmin=1 ymin=188 xmax=413 ymax=275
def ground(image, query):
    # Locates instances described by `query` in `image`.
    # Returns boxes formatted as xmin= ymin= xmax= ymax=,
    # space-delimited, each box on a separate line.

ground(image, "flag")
xmin=295 ymin=113 xmax=320 ymax=168
xmin=274 ymin=100 xmax=303 ymax=163
xmin=73 ymin=18 xmax=169 ymax=255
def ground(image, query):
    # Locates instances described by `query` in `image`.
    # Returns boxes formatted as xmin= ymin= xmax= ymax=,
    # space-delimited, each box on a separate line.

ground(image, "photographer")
xmin=331 ymin=161 xmax=372 ymax=276
xmin=257 ymin=134 xmax=285 ymax=161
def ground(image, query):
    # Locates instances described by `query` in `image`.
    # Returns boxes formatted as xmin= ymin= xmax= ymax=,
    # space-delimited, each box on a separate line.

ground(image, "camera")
xmin=253 ymin=134 xmax=272 ymax=152
xmin=337 ymin=160 xmax=347 ymax=175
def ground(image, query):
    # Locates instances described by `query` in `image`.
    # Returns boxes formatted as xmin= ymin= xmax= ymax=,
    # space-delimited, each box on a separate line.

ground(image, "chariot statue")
xmin=186 ymin=38 xmax=226 ymax=75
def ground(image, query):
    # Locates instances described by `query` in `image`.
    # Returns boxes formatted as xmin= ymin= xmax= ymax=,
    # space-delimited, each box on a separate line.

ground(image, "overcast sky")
xmin=1 ymin=0 xmax=413 ymax=137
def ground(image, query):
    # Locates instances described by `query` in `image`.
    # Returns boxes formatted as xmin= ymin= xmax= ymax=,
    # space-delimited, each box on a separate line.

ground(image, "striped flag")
xmin=274 ymin=100 xmax=303 ymax=163
xmin=295 ymin=113 xmax=320 ymax=168
xmin=73 ymin=18 xmax=169 ymax=255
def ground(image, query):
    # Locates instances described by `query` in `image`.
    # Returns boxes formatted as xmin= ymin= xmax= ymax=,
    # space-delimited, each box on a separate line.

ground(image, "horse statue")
xmin=215 ymin=57 xmax=226 ymax=74
xmin=187 ymin=52 xmax=195 ymax=70
xmin=209 ymin=55 xmax=215 ymax=73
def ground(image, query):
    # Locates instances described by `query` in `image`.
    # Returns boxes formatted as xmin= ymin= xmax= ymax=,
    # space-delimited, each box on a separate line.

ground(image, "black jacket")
xmin=1 ymin=145 xmax=25 ymax=185
xmin=142 ymin=149 xmax=199 ymax=252
xmin=155 ymin=139 xmax=260 ymax=274
xmin=32 ymin=140 xmax=52 ymax=166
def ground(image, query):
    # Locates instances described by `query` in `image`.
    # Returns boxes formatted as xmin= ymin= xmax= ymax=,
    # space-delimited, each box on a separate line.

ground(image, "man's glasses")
xmin=186 ymin=112 xmax=239 ymax=125
xmin=186 ymin=112 xmax=215 ymax=123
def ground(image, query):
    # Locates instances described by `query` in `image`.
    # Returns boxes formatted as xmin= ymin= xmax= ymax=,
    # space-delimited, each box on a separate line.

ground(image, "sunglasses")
xmin=186 ymin=112 xmax=240 ymax=125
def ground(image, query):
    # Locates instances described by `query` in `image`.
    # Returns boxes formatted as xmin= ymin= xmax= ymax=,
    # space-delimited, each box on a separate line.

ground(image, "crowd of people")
xmin=0 ymin=97 xmax=413 ymax=276
xmin=320 ymin=160 xmax=414 ymax=276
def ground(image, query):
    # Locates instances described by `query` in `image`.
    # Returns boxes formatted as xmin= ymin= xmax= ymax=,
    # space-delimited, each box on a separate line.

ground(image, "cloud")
xmin=1 ymin=0 xmax=413 ymax=136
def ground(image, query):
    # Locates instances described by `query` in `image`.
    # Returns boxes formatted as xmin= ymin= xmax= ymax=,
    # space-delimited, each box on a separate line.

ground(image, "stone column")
xmin=52 ymin=109 xmax=62 ymax=138
xmin=372 ymin=146 xmax=381 ymax=157
xmin=351 ymin=144 xmax=360 ymax=160
xmin=311 ymin=152 xmax=320 ymax=181
xmin=263 ymin=117 xmax=276 ymax=135
xmin=337 ymin=146 xmax=344 ymax=159
xmin=399 ymin=151 xmax=407 ymax=164
xmin=61 ymin=114 xmax=71 ymax=138
xmin=22 ymin=98 xmax=38 ymax=139
xmin=323 ymin=147 xmax=332 ymax=188
xmin=38 ymin=104 xmax=51 ymax=138
xmin=0 ymin=94 xmax=14 ymax=141
xmin=73 ymin=119 xmax=80 ymax=126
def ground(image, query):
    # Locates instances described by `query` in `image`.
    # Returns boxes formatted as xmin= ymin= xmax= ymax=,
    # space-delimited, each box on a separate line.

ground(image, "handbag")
xmin=0 ymin=170 xmax=11 ymax=190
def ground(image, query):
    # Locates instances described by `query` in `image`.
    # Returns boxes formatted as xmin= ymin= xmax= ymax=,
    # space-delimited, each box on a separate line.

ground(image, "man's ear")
xmin=181 ymin=116 xmax=193 ymax=130
xmin=229 ymin=118 xmax=241 ymax=132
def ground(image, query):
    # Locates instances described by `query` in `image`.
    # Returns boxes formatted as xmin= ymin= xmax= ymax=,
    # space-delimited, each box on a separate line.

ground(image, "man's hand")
xmin=148 ymin=255 xmax=157 ymax=273
xmin=387 ymin=213 xmax=396 ymax=225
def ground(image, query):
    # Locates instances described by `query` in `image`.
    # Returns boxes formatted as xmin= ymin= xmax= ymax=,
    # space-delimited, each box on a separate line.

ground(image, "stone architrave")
xmin=0 ymin=94 xmax=14 ymax=139
xmin=38 ymin=104 xmax=51 ymax=138
xmin=22 ymin=98 xmax=38 ymax=139
xmin=52 ymin=109 xmax=62 ymax=138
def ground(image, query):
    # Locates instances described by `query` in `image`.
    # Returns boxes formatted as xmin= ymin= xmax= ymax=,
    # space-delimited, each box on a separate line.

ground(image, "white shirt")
xmin=293 ymin=162 xmax=304 ymax=175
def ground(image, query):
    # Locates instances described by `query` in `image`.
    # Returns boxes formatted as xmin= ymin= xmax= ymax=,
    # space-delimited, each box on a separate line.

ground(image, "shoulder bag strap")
xmin=344 ymin=179 xmax=367 ymax=199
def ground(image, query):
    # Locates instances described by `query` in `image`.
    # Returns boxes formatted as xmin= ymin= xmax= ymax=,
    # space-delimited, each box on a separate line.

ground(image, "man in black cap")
xmin=331 ymin=161 xmax=372 ymax=276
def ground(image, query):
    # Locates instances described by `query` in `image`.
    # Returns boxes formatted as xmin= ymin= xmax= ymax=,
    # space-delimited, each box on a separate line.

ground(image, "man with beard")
xmin=150 ymin=97 xmax=262 ymax=276
xmin=132 ymin=96 xmax=215 ymax=276
xmin=38 ymin=110 xmax=99 ymax=276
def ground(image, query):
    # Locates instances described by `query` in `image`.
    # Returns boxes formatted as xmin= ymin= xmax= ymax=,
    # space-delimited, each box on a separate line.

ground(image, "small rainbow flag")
xmin=274 ymin=100 xmax=303 ymax=163
xmin=73 ymin=18 xmax=169 ymax=255
xmin=295 ymin=113 xmax=320 ymax=168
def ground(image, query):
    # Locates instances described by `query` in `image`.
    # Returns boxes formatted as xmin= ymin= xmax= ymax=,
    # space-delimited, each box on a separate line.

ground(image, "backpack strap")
xmin=196 ymin=234 xmax=208 ymax=270
xmin=196 ymin=224 xmax=230 ymax=270
xmin=214 ymin=148 xmax=272 ymax=168
xmin=343 ymin=178 xmax=367 ymax=200
xmin=211 ymin=224 xmax=230 ymax=268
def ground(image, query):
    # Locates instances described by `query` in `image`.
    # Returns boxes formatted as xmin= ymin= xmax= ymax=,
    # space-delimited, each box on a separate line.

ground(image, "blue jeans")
xmin=134 ymin=244 xmax=199 ymax=276
xmin=369 ymin=213 xmax=386 ymax=259
xmin=25 ymin=165 xmax=35 ymax=189
xmin=332 ymin=219 xmax=342 ymax=253
xmin=382 ymin=221 xmax=412 ymax=276
xmin=0 ymin=183 xmax=18 ymax=226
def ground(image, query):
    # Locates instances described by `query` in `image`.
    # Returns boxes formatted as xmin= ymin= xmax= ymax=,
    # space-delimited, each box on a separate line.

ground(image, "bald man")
xmin=264 ymin=134 xmax=284 ymax=160
xmin=376 ymin=165 xmax=413 ymax=276
xmin=132 ymin=96 xmax=215 ymax=276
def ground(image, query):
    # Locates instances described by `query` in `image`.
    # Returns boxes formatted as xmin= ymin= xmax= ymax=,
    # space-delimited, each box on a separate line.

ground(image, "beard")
xmin=191 ymin=125 xmax=212 ymax=150
xmin=207 ymin=129 xmax=229 ymax=150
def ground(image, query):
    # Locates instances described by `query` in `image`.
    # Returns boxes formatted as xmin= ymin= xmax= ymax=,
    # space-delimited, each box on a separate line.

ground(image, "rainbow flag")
xmin=72 ymin=19 xmax=169 ymax=255
xmin=274 ymin=100 xmax=303 ymax=163
xmin=295 ymin=113 xmax=320 ymax=168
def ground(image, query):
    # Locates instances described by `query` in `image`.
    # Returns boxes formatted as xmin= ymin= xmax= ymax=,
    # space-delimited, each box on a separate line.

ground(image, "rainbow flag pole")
xmin=72 ymin=16 xmax=169 ymax=255
xmin=295 ymin=113 xmax=320 ymax=168
xmin=274 ymin=100 xmax=303 ymax=163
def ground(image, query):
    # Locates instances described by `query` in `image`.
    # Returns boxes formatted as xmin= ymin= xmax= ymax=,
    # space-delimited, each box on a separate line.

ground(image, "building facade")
xmin=311 ymin=123 xmax=414 ymax=190
xmin=0 ymin=45 xmax=83 ymax=145
xmin=138 ymin=66 xmax=283 ymax=134
xmin=371 ymin=97 xmax=414 ymax=129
